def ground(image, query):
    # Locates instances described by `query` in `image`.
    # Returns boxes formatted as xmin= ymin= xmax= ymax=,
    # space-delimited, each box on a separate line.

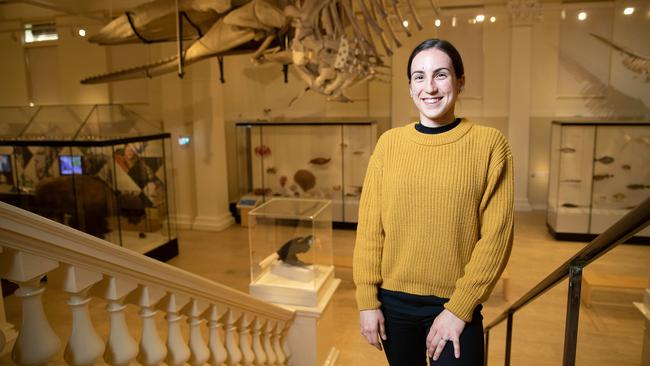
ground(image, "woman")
xmin=353 ymin=38 xmax=514 ymax=365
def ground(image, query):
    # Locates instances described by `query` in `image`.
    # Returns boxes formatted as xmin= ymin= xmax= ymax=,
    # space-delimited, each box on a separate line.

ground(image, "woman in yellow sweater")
xmin=353 ymin=38 xmax=514 ymax=365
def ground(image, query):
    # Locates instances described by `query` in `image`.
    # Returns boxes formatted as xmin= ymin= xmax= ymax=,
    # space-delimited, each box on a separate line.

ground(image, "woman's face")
xmin=409 ymin=48 xmax=464 ymax=126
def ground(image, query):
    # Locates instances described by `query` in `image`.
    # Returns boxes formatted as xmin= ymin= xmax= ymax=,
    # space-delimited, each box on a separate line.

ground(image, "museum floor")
xmin=2 ymin=211 xmax=648 ymax=365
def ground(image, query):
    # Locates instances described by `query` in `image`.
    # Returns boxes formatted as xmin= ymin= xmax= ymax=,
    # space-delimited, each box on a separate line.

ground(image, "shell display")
xmin=594 ymin=156 xmax=615 ymax=164
xmin=294 ymin=170 xmax=316 ymax=192
xmin=309 ymin=157 xmax=331 ymax=165
xmin=254 ymin=145 xmax=271 ymax=156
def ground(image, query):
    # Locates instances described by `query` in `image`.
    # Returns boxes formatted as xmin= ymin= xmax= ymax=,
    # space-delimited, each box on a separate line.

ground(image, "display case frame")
xmin=0 ymin=104 xmax=179 ymax=261
xmin=546 ymin=120 xmax=650 ymax=243
xmin=235 ymin=119 xmax=377 ymax=226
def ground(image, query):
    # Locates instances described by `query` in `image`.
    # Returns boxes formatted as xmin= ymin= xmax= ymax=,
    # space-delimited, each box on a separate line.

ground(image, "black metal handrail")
xmin=484 ymin=196 xmax=650 ymax=366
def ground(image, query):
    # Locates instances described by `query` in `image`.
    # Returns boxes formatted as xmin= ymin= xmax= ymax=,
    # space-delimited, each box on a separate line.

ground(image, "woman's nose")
xmin=423 ymin=78 xmax=437 ymax=93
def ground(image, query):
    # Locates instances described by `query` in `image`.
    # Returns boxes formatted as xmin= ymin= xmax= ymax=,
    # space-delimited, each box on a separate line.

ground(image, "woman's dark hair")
xmin=407 ymin=39 xmax=464 ymax=81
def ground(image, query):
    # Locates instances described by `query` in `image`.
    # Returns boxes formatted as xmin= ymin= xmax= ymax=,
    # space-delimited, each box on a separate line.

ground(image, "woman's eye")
xmin=435 ymin=73 xmax=448 ymax=79
xmin=413 ymin=75 xmax=424 ymax=81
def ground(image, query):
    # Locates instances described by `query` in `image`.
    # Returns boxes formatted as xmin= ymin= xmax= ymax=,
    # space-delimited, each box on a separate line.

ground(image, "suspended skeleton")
xmin=81 ymin=0 xmax=439 ymax=101
xmin=590 ymin=33 xmax=650 ymax=83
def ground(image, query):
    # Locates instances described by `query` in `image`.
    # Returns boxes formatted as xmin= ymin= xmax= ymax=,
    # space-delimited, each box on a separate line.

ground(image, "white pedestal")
xmin=250 ymin=265 xmax=335 ymax=307
xmin=250 ymin=273 xmax=340 ymax=366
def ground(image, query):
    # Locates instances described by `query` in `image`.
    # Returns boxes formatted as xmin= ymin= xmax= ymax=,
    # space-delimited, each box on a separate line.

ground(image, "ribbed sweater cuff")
xmin=356 ymin=284 xmax=381 ymax=310
xmin=444 ymin=290 xmax=479 ymax=322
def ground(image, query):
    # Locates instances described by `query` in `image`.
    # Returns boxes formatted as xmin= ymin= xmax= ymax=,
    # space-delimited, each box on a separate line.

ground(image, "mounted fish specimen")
xmin=591 ymin=33 xmax=650 ymax=82
xmin=81 ymin=0 xmax=439 ymax=102
xmin=593 ymin=174 xmax=614 ymax=181
xmin=621 ymin=164 xmax=631 ymax=170
xmin=594 ymin=156 xmax=614 ymax=164
xmin=352 ymin=150 xmax=364 ymax=155
xmin=627 ymin=184 xmax=650 ymax=190
xmin=266 ymin=166 xmax=277 ymax=174
xmin=561 ymin=203 xmax=581 ymax=208
xmin=309 ymin=157 xmax=331 ymax=165
xmin=560 ymin=179 xmax=581 ymax=183
xmin=254 ymin=144 xmax=271 ymax=156
xmin=559 ymin=147 xmax=576 ymax=153
xmin=332 ymin=184 xmax=341 ymax=191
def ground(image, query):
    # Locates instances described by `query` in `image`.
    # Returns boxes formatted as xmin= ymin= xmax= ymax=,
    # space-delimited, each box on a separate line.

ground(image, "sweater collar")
xmin=404 ymin=118 xmax=473 ymax=146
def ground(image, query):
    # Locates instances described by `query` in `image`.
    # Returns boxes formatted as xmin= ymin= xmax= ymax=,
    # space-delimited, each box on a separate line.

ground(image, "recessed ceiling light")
xmin=435 ymin=19 xmax=441 ymax=27
xmin=578 ymin=11 xmax=587 ymax=21
xmin=78 ymin=28 xmax=86 ymax=37
xmin=623 ymin=7 xmax=634 ymax=15
xmin=561 ymin=9 xmax=566 ymax=20
xmin=476 ymin=14 xmax=485 ymax=22
xmin=29 ymin=102 xmax=35 ymax=107
xmin=490 ymin=16 xmax=496 ymax=23
xmin=452 ymin=16 xmax=457 ymax=27
xmin=403 ymin=20 xmax=409 ymax=28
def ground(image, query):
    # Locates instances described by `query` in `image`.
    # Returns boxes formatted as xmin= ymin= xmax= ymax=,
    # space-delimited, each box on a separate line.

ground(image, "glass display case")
xmin=0 ymin=104 xmax=178 ymax=261
xmin=547 ymin=120 xmax=650 ymax=242
xmin=248 ymin=198 xmax=334 ymax=307
xmin=235 ymin=119 xmax=377 ymax=225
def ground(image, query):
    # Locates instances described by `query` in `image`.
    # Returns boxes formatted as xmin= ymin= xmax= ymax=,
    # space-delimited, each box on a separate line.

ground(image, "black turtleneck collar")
xmin=415 ymin=118 xmax=462 ymax=135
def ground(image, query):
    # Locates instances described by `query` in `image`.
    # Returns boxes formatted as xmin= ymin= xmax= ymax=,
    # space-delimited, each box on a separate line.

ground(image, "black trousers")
xmin=379 ymin=288 xmax=484 ymax=366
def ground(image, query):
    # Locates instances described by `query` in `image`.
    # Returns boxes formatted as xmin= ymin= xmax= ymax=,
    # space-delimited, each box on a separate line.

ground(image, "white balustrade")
xmin=238 ymin=313 xmax=256 ymax=366
xmin=184 ymin=299 xmax=210 ymax=366
xmin=92 ymin=276 xmax=138 ymax=366
xmin=51 ymin=264 xmax=105 ymax=366
xmin=225 ymin=310 xmax=243 ymax=366
xmin=251 ymin=317 xmax=267 ymax=366
xmin=262 ymin=320 xmax=277 ymax=366
xmin=207 ymin=304 xmax=228 ymax=366
xmin=128 ymin=285 xmax=167 ymax=366
xmin=273 ymin=322 xmax=286 ymax=366
xmin=0 ymin=249 xmax=60 ymax=366
xmin=159 ymin=292 xmax=191 ymax=366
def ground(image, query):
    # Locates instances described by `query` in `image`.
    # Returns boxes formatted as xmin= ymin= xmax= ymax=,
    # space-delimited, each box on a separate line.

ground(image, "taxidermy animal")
xmin=81 ymin=0 xmax=438 ymax=101
xmin=35 ymin=176 xmax=116 ymax=239
xmin=590 ymin=33 xmax=650 ymax=82
xmin=258 ymin=234 xmax=315 ymax=267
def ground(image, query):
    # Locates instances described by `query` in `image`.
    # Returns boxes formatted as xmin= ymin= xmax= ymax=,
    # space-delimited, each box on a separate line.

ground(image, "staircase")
xmin=0 ymin=201 xmax=295 ymax=366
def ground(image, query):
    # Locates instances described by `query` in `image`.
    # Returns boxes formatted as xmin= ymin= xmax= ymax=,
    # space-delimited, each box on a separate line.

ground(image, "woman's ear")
xmin=458 ymin=76 xmax=465 ymax=93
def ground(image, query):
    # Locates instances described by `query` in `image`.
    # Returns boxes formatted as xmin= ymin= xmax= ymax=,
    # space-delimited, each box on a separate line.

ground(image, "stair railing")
xmin=484 ymin=196 xmax=650 ymax=366
xmin=0 ymin=201 xmax=295 ymax=366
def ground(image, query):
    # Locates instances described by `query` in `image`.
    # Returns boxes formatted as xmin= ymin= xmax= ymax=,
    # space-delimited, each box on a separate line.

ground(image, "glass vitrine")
xmin=0 ymin=104 xmax=178 ymax=261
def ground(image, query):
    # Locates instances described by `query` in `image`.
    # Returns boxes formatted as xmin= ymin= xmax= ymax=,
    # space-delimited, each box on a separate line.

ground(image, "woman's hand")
xmin=426 ymin=309 xmax=466 ymax=360
xmin=359 ymin=309 xmax=387 ymax=351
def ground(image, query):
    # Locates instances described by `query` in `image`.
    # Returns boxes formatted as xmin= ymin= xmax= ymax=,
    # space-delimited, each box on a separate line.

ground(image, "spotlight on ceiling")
xmin=623 ymin=7 xmax=634 ymax=15
xmin=476 ymin=14 xmax=485 ymax=22
xmin=403 ymin=20 xmax=409 ymax=27
xmin=490 ymin=16 xmax=496 ymax=23
xmin=78 ymin=28 xmax=86 ymax=37
xmin=435 ymin=19 xmax=441 ymax=27
xmin=452 ymin=16 xmax=457 ymax=27
xmin=578 ymin=11 xmax=587 ymax=21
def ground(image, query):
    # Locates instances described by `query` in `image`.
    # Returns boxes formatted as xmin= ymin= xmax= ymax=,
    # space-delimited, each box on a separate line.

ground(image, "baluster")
xmin=251 ymin=317 xmax=266 ymax=366
xmin=0 ymin=249 xmax=60 ymax=366
xmin=281 ymin=322 xmax=291 ymax=366
xmin=127 ymin=284 xmax=167 ymax=366
xmin=0 ymin=248 xmax=18 ymax=358
xmin=184 ymin=299 xmax=209 ymax=366
xmin=50 ymin=264 xmax=104 ymax=366
xmin=262 ymin=320 xmax=276 ymax=366
xmin=91 ymin=276 xmax=138 ymax=366
xmin=225 ymin=309 xmax=242 ymax=366
xmin=238 ymin=313 xmax=255 ymax=366
xmin=272 ymin=321 xmax=286 ymax=366
xmin=207 ymin=304 xmax=227 ymax=366
xmin=158 ymin=292 xmax=191 ymax=366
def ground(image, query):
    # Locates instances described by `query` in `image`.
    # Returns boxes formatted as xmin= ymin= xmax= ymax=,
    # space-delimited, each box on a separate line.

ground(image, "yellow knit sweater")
xmin=353 ymin=119 xmax=514 ymax=322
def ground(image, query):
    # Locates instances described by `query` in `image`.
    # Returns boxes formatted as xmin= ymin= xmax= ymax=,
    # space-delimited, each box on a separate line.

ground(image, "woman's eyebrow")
xmin=412 ymin=67 xmax=451 ymax=74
